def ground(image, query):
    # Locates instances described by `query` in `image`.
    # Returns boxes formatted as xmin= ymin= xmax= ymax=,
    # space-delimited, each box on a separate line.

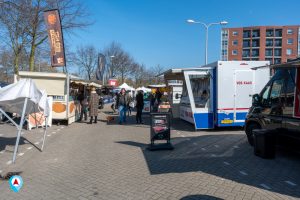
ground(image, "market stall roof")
xmin=88 ymin=82 xmax=102 ymax=88
xmin=148 ymin=84 xmax=167 ymax=88
xmin=160 ymin=67 xmax=212 ymax=81
xmin=118 ymin=83 xmax=135 ymax=91
xmin=18 ymin=71 xmax=81 ymax=80
xmin=0 ymin=79 xmax=46 ymax=115
xmin=136 ymin=86 xmax=151 ymax=92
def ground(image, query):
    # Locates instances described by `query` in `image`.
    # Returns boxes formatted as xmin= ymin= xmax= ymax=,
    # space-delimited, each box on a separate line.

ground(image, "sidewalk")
xmin=0 ymin=107 xmax=299 ymax=200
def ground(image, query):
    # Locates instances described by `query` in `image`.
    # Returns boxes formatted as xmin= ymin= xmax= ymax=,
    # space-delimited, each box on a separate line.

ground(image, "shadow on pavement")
xmin=180 ymin=195 xmax=223 ymax=200
xmin=117 ymin=133 xmax=300 ymax=198
xmin=0 ymin=137 xmax=26 ymax=152
xmin=0 ymin=136 xmax=41 ymax=152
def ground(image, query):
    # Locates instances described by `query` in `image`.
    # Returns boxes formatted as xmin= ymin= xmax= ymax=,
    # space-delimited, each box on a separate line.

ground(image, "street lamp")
xmin=187 ymin=19 xmax=228 ymax=65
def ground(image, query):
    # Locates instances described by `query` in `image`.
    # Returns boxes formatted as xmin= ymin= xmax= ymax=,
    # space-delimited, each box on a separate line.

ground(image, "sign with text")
xmin=108 ymin=79 xmax=118 ymax=87
xmin=44 ymin=9 xmax=66 ymax=67
xmin=295 ymin=69 xmax=300 ymax=117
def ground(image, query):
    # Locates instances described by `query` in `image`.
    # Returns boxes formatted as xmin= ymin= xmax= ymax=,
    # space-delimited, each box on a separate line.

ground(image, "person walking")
xmin=127 ymin=93 xmax=133 ymax=116
xmin=111 ymin=92 xmax=117 ymax=113
xmin=116 ymin=88 xmax=129 ymax=124
xmin=88 ymin=87 xmax=99 ymax=124
xmin=78 ymin=91 xmax=88 ymax=122
xmin=135 ymin=90 xmax=144 ymax=124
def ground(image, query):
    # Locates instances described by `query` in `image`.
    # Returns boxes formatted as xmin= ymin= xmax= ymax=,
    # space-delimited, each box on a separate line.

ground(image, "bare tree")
xmin=152 ymin=64 xmax=165 ymax=84
xmin=0 ymin=48 xmax=14 ymax=82
xmin=26 ymin=0 xmax=92 ymax=71
xmin=73 ymin=45 xmax=98 ymax=80
xmin=0 ymin=0 xmax=92 ymax=73
xmin=102 ymin=42 xmax=135 ymax=84
xmin=0 ymin=0 xmax=29 ymax=74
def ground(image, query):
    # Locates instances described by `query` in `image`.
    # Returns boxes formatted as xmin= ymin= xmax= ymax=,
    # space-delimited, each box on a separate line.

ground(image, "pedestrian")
xmin=135 ymin=90 xmax=144 ymax=124
xmin=111 ymin=92 xmax=117 ymax=113
xmin=78 ymin=91 xmax=88 ymax=122
xmin=88 ymin=87 xmax=99 ymax=124
xmin=116 ymin=88 xmax=130 ymax=124
xmin=127 ymin=93 xmax=133 ymax=116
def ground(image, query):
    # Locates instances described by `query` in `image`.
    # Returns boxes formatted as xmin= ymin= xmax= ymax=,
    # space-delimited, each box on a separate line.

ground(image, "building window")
xmin=287 ymin=38 xmax=293 ymax=45
xmin=266 ymin=39 xmax=273 ymax=47
xmin=275 ymin=29 xmax=282 ymax=37
xmin=222 ymin=40 xmax=228 ymax=46
xmin=274 ymin=49 xmax=282 ymax=56
xmin=252 ymin=39 xmax=260 ymax=47
xmin=243 ymin=30 xmax=251 ymax=38
xmin=222 ymin=49 xmax=228 ymax=55
xmin=222 ymin=30 xmax=228 ymax=38
xmin=232 ymin=50 xmax=238 ymax=55
xmin=252 ymin=49 xmax=259 ymax=57
xmin=266 ymin=29 xmax=274 ymax=37
xmin=265 ymin=58 xmax=273 ymax=65
xmin=232 ymin=31 xmax=238 ymax=36
xmin=243 ymin=40 xmax=250 ymax=47
xmin=252 ymin=30 xmax=260 ymax=37
xmin=232 ymin=40 xmax=238 ymax=46
xmin=287 ymin=29 xmax=293 ymax=35
xmin=286 ymin=49 xmax=292 ymax=55
xmin=275 ymin=39 xmax=282 ymax=47
xmin=274 ymin=58 xmax=281 ymax=64
xmin=242 ymin=49 xmax=250 ymax=57
xmin=265 ymin=49 xmax=273 ymax=56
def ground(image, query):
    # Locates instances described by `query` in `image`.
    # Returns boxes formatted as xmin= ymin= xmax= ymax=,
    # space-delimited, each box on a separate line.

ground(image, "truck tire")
xmin=245 ymin=122 xmax=261 ymax=146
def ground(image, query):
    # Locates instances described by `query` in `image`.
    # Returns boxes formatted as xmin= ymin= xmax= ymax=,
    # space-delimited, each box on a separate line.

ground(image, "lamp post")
xmin=187 ymin=19 xmax=228 ymax=65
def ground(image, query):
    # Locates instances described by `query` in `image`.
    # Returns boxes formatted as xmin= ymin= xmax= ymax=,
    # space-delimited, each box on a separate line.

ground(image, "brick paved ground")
xmin=0 ymin=106 xmax=300 ymax=200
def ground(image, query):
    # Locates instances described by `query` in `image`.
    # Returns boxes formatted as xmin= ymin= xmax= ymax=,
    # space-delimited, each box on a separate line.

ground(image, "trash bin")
xmin=253 ymin=129 xmax=276 ymax=159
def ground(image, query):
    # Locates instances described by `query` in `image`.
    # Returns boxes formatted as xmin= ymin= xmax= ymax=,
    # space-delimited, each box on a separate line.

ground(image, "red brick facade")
xmin=221 ymin=26 xmax=300 ymax=64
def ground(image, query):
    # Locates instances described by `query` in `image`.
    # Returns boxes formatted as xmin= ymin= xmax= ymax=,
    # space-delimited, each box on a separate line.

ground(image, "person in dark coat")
xmin=78 ymin=91 xmax=88 ymax=121
xmin=88 ymin=87 xmax=99 ymax=124
xmin=116 ymin=88 xmax=130 ymax=124
xmin=135 ymin=90 xmax=144 ymax=124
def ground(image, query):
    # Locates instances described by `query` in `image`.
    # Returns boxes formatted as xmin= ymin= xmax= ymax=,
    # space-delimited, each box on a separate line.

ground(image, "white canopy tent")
xmin=118 ymin=83 xmax=135 ymax=91
xmin=0 ymin=79 xmax=50 ymax=163
xmin=136 ymin=86 xmax=151 ymax=93
xmin=118 ymin=83 xmax=135 ymax=97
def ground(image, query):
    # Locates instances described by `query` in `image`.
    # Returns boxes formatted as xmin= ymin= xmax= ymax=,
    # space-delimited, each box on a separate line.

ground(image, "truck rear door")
xmin=234 ymin=70 xmax=254 ymax=123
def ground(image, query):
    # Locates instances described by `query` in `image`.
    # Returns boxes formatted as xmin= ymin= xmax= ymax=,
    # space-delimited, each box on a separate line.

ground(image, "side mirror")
xmin=252 ymin=94 xmax=261 ymax=106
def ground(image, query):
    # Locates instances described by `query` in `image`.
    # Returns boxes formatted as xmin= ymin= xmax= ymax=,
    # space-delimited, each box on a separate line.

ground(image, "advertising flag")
xmin=96 ymin=54 xmax=106 ymax=80
xmin=44 ymin=9 xmax=66 ymax=67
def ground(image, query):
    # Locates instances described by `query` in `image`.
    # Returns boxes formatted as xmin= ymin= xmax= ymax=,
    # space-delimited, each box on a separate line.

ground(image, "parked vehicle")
xmin=245 ymin=59 xmax=300 ymax=146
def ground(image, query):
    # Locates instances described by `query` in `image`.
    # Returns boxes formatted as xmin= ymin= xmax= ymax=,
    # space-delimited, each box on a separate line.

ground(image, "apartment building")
xmin=221 ymin=26 xmax=300 ymax=64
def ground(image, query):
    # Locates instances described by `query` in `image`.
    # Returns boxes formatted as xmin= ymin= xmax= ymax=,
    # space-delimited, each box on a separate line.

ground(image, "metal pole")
xmin=66 ymin=73 xmax=69 ymax=124
xmin=205 ymin=25 xmax=209 ymax=65
xmin=13 ymin=97 xmax=28 ymax=163
xmin=41 ymin=117 xmax=48 ymax=151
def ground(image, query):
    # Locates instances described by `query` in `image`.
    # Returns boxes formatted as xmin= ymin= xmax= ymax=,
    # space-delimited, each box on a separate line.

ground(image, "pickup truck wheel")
xmin=245 ymin=123 xmax=261 ymax=146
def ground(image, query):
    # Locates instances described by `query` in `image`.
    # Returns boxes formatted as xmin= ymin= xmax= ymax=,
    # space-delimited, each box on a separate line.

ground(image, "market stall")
xmin=15 ymin=71 xmax=88 ymax=125
xmin=162 ymin=61 xmax=270 ymax=130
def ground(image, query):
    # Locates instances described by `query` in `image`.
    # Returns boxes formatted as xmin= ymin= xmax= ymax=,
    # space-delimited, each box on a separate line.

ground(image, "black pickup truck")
xmin=245 ymin=59 xmax=300 ymax=146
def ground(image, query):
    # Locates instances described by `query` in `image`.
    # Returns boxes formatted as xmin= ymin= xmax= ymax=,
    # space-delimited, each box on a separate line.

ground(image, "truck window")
xmin=269 ymin=79 xmax=284 ymax=106
xmin=261 ymin=84 xmax=271 ymax=107
xmin=283 ymin=69 xmax=296 ymax=117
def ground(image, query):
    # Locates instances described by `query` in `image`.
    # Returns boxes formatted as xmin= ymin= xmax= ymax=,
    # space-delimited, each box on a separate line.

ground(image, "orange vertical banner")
xmin=44 ymin=9 xmax=66 ymax=67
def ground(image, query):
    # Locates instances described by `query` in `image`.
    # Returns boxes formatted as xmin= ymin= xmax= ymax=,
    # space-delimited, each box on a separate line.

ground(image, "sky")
xmin=68 ymin=0 xmax=300 ymax=70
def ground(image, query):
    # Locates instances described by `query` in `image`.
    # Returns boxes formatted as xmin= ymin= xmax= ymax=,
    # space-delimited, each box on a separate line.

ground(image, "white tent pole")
xmin=41 ymin=116 xmax=48 ymax=151
xmin=12 ymin=97 xmax=28 ymax=163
